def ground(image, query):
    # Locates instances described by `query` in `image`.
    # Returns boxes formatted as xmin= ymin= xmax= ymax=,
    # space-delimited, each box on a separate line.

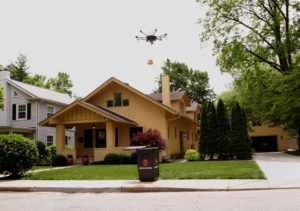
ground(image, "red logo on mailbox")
xmin=142 ymin=159 xmax=148 ymax=167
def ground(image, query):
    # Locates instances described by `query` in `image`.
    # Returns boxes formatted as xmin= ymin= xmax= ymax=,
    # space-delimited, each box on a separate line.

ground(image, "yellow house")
xmin=40 ymin=74 xmax=199 ymax=162
xmin=250 ymin=125 xmax=288 ymax=152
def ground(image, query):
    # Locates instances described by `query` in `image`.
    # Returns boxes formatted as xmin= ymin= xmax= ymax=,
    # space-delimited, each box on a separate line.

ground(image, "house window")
xmin=114 ymin=93 xmax=122 ymax=106
xmin=123 ymin=99 xmax=129 ymax=106
xmin=46 ymin=136 xmax=54 ymax=146
xmin=12 ymin=90 xmax=19 ymax=97
xmin=47 ymin=105 xmax=55 ymax=118
xmin=107 ymin=100 xmax=113 ymax=107
xmin=17 ymin=104 xmax=27 ymax=120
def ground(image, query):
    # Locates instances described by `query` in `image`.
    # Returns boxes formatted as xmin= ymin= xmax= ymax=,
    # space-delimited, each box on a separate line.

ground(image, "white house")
xmin=0 ymin=71 xmax=75 ymax=146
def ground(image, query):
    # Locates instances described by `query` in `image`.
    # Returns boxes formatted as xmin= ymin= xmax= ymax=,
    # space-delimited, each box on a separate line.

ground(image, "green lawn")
xmin=24 ymin=161 xmax=264 ymax=180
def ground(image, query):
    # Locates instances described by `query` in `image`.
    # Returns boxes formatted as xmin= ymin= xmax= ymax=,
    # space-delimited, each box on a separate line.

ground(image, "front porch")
xmin=40 ymin=101 xmax=138 ymax=162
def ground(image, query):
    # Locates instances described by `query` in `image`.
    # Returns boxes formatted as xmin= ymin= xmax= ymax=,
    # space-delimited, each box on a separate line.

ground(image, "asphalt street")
xmin=0 ymin=190 xmax=300 ymax=211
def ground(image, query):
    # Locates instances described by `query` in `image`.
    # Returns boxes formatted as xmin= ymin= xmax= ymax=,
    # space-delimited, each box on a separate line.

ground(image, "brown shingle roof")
xmin=186 ymin=102 xmax=199 ymax=112
xmin=147 ymin=91 xmax=186 ymax=101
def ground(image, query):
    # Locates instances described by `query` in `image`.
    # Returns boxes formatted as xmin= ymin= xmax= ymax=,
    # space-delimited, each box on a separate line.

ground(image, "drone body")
xmin=136 ymin=29 xmax=167 ymax=45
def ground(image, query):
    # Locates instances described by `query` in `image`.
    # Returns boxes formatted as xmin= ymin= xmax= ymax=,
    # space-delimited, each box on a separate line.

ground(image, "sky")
xmin=0 ymin=0 xmax=232 ymax=98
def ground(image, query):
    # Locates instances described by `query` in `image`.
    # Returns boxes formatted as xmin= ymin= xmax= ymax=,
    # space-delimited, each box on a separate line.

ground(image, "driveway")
xmin=254 ymin=152 xmax=300 ymax=181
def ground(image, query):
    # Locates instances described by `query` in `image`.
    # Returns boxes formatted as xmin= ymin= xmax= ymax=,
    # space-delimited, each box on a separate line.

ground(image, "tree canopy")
xmin=0 ymin=55 xmax=74 ymax=97
xmin=198 ymin=0 xmax=300 ymax=142
xmin=155 ymin=59 xmax=215 ymax=105
xmin=198 ymin=0 xmax=300 ymax=75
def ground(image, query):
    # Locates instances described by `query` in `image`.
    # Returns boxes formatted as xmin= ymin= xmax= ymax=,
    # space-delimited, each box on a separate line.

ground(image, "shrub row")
xmin=104 ymin=153 xmax=137 ymax=164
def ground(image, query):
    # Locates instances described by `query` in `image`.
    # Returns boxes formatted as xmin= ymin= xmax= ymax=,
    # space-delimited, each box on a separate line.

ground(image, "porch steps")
xmin=75 ymin=156 xmax=95 ymax=165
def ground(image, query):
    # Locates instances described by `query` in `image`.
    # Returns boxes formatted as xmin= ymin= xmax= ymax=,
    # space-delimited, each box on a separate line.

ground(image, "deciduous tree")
xmin=155 ymin=59 xmax=215 ymax=105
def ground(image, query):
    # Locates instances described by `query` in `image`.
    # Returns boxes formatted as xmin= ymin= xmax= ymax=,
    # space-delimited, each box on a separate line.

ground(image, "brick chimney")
xmin=161 ymin=73 xmax=171 ymax=107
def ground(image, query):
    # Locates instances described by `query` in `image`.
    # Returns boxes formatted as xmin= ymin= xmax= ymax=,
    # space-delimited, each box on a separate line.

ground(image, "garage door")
xmin=251 ymin=136 xmax=278 ymax=152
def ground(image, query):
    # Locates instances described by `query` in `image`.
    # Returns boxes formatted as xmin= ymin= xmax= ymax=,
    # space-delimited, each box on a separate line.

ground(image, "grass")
xmin=24 ymin=160 xmax=264 ymax=180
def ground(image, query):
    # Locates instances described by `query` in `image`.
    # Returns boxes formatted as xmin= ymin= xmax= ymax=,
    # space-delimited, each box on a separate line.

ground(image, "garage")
xmin=251 ymin=136 xmax=278 ymax=152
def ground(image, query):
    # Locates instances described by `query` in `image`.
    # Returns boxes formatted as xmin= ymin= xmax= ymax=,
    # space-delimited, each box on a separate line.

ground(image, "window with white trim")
xmin=47 ymin=105 xmax=55 ymax=118
xmin=17 ymin=104 xmax=27 ymax=120
xmin=46 ymin=136 xmax=54 ymax=146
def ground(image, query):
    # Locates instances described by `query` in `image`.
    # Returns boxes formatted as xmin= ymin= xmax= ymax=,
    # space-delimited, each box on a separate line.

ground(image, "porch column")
xmin=56 ymin=124 xmax=65 ymax=154
xmin=106 ymin=119 xmax=115 ymax=148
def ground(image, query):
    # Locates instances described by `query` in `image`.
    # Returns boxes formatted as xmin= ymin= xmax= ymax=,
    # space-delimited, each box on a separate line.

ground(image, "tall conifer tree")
xmin=231 ymin=102 xmax=252 ymax=159
xmin=199 ymin=104 xmax=209 ymax=159
xmin=216 ymin=98 xmax=231 ymax=160
xmin=207 ymin=102 xmax=217 ymax=160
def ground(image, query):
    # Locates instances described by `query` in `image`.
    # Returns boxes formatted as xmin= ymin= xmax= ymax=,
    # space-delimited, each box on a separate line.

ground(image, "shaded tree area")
xmin=155 ymin=59 xmax=215 ymax=105
xmin=198 ymin=0 xmax=300 ymax=144
xmin=199 ymin=99 xmax=251 ymax=160
xmin=0 ymin=54 xmax=74 ymax=97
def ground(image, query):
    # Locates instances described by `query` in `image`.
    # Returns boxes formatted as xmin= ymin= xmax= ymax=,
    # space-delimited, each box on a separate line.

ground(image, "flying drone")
xmin=135 ymin=29 xmax=167 ymax=45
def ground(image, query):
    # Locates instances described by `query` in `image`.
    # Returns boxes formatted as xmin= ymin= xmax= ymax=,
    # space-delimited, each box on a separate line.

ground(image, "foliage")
xmin=0 ymin=55 xmax=74 ymax=96
xmin=65 ymin=145 xmax=74 ymax=150
xmin=119 ymin=153 xmax=131 ymax=164
xmin=216 ymin=98 xmax=231 ymax=160
xmin=0 ymin=86 xmax=4 ymax=111
xmin=130 ymin=152 xmax=137 ymax=164
xmin=35 ymin=141 xmax=48 ymax=162
xmin=0 ymin=134 xmax=39 ymax=178
xmin=231 ymin=102 xmax=252 ymax=160
xmin=184 ymin=149 xmax=200 ymax=161
xmin=130 ymin=129 xmax=166 ymax=151
xmin=267 ymin=67 xmax=300 ymax=145
xmin=198 ymin=0 xmax=300 ymax=144
xmin=5 ymin=54 xmax=30 ymax=82
xmin=51 ymin=155 xmax=67 ymax=167
xmin=207 ymin=102 xmax=218 ymax=159
xmin=104 ymin=153 xmax=135 ymax=164
xmin=24 ymin=161 xmax=264 ymax=180
xmin=23 ymin=74 xmax=47 ymax=87
xmin=155 ymin=59 xmax=215 ymax=105
xmin=46 ymin=144 xmax=57 ymax=157
xmin=104 ymin=153 xmax=120 ymax=164
xmin=46 ymin=72 xmax=73 ymax=97
xmin=198 ymin=0 xmax=300 ymax=75
xmin=198 ymin=104 xmax=209 ymax=158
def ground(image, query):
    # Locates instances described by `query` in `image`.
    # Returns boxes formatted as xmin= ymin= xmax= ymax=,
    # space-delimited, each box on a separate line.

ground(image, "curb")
xmin=1 ymin=186 xmax=300 ymax=193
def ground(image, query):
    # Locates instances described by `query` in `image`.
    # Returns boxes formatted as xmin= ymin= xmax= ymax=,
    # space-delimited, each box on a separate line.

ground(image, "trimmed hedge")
xmin=104 ymin=153 xmax=135 ymax=164
xmin=51 ymin=155 xmax=67 ymax=167
xmin=104 ymin=153 xmax=120 ymax=164
xmin=0 ymin=134 xmax=39 ymax=178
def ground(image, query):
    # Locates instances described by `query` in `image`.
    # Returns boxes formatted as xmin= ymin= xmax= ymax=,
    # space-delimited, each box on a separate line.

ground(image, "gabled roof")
xmin=148 ymin=91 xmax=191 ymax=106
xmin=7 ymin=79 xmax=73 ymax=105
xmin=83 ymin=77 xmax=178 ymax=115
xmin=40 ymin=100 xmax=137 ymax=126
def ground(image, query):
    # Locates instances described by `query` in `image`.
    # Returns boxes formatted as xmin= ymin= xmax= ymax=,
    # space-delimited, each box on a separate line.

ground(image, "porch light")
xmin=92 ymin=124 xmax=96 ymax=129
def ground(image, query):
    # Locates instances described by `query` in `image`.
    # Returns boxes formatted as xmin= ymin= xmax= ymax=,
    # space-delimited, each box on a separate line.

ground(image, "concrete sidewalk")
xmin=1 ymin=179 xmax=300 ymax=193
